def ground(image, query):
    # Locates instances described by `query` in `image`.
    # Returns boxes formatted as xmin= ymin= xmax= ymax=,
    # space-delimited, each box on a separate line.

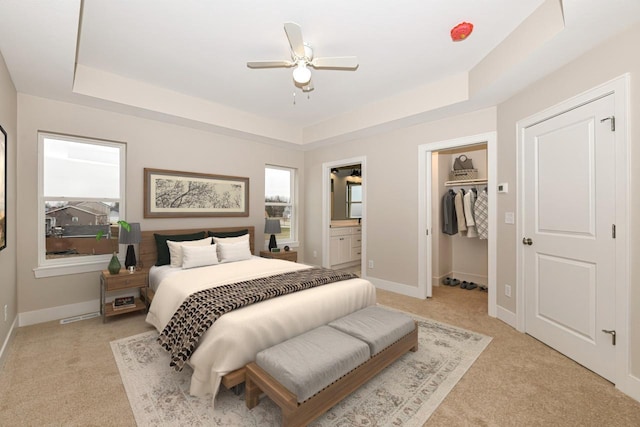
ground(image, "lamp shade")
xmin=265 ymin=218 xmax=281 ymax=252
xmin=118 ymin=222 xmax=141 ymax=245
xmin=264 ymin=218 xmax=281 ymax=234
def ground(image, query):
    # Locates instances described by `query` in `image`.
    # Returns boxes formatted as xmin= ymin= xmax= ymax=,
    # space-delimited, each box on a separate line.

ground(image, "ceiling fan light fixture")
xmin=292 ymin=62 xmax=311 ymax=84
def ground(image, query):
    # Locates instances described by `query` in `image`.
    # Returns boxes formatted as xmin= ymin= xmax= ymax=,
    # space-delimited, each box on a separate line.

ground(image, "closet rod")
xmin=444 ymin=179 xmax=487 ymax=187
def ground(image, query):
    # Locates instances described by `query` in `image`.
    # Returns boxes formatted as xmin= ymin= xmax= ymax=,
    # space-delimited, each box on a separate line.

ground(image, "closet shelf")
xmin=445 ymin=179 xmax=487 ymax=187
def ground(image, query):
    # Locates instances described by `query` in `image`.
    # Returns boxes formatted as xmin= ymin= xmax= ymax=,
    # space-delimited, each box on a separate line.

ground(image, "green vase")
xmin=108 ymin=253 xmax=121 ymax=275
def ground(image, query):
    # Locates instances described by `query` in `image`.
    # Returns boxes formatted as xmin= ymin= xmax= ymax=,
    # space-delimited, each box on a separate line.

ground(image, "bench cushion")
xmin=256 ymin=325 xmax=370 ymax=403
xmin=328 ymin=306 xmax=415 ymax=356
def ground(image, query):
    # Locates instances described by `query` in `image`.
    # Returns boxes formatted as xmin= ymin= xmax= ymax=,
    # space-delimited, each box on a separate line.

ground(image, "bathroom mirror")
xmin=330 ymin=164 xmax=362 ymax=220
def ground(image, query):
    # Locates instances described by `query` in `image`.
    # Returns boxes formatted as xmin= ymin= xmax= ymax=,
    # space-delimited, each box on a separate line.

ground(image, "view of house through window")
xmin=265 ymin=165 xmax=295 ymax=242
xmin=40 ymin=134 xmax=125 ymax=262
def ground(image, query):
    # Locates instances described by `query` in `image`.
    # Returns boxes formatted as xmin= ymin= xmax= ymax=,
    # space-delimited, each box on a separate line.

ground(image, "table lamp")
xmin=264 ymin=218 xmax=281 ymax=251
xmin=119 ymin=222 xmax=141 ymax=269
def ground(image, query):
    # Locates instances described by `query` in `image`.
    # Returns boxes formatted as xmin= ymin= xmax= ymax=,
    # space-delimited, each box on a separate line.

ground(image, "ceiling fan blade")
xmin=247 ymin=60 xmax=294 ymax=68
xmin=311 ymin=56 xmax=359 ymax=69
xmin=284 ymin=22 xmax=305 ymax=58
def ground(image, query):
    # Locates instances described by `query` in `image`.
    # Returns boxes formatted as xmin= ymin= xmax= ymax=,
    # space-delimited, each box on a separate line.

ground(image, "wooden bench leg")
xmin=245 ymin=374 xmax=261 ymax=409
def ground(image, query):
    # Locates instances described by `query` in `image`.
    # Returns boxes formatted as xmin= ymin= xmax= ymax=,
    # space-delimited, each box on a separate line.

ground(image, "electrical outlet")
xmin=505 ymin=285 xmax=512 ymax=298
xmin=3 ymin=304 xmax=7 ymax=322
xmin=368 ymin=260 xmax=374 ymax=269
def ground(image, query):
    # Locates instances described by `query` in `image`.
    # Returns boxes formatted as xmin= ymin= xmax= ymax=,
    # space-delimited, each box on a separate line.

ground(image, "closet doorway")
xmin=418 ymin=133 xmax=497 ymax=317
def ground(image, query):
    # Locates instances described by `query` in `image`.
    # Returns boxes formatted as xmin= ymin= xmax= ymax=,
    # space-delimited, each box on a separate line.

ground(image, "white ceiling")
xmin=0 ymin=0 xmax=639 ymax=147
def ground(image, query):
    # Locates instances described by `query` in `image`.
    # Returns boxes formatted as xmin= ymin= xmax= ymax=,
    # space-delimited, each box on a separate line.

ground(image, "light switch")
xmin=505 ymin=212 xmax=515 ymax=224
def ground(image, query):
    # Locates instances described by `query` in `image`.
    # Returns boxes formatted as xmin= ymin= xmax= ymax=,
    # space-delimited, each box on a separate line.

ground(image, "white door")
xmin=523 ymin=94 xmax=616 ymax=382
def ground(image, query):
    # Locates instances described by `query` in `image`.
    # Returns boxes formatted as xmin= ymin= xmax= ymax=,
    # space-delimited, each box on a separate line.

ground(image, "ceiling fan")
xmin=247 ymin=22 xmax=358 ymax=92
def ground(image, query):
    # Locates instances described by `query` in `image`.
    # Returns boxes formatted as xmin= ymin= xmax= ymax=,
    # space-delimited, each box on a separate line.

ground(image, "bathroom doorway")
xmin=322 ymin=157 xmax=366 ymax=277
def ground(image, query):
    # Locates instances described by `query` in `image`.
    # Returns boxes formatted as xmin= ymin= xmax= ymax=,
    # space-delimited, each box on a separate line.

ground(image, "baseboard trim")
xmin=496 ymin=305 xmax=517 ymax=328
xmin=18 ymin=299 xmax=100 ymax=327
xmin=0 ymin=316 xmax=18 ymax=370
xmin=450 ymin=271 xmax=489 ymax=287
xmin=618 ymin=373 xmax=640 ymax=403
xmin=368 ymin=276 xmax=425 ymax=299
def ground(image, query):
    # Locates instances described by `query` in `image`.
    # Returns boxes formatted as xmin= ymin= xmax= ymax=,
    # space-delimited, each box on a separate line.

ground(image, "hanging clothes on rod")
xmin=463 ymin=188 xmax=478 ymax=238
xmin=454 ymin=189 xmax=467 ymax=235
xmin=475 ymin=188 xmax=488 ymax=240
xmin=442 ymin=189 xmax=458 ymax=235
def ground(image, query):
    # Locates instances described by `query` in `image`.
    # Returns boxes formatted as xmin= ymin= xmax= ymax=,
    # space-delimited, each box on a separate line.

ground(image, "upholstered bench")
xmin=245 ymin=307 xmax=418 ymax=427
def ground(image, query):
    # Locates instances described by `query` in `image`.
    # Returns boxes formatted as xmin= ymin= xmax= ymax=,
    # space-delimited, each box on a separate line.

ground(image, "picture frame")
xmin=144 ymin=168 xmax=249 ymax=218
xmin=0 ymin=125 xmax=6 ymax=252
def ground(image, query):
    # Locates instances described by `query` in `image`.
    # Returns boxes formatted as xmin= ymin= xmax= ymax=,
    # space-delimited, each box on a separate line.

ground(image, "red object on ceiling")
xmin=451 ymin=22 xmax=474 ymax=41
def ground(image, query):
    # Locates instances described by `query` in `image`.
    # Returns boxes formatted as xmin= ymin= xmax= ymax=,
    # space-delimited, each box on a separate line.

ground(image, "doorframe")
xmin=516 ymin=74 xmax=631 ymax=393
xmin=418 ymin=132 xmax=497 ymax=316
xmin=322 ymin=156 xmax=366 ymax=274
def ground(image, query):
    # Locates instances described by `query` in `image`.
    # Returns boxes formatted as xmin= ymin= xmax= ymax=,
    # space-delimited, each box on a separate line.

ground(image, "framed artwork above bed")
xmin=144 ymin=168 xmax=249 ymax=218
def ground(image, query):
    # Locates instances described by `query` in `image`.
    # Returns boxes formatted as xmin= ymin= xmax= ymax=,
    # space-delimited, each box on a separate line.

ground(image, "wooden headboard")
xmin=139 ymin=226 xmax=255 ymax=269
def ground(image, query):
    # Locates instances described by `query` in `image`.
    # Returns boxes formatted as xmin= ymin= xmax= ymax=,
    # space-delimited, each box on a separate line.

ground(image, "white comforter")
xmin=145 ymin=256 xmax=376 ymax=398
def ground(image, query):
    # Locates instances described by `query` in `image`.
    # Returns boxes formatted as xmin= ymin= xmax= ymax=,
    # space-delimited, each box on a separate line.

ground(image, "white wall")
xmin=16 ymin=94 xmax=305 ymax=317
xmin=0 ymin=50 xmax=17 ymax=364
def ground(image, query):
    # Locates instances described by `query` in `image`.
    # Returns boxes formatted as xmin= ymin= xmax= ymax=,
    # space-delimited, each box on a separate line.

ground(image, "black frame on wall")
xmin=0 ymin=124 xmax=6 ymax=252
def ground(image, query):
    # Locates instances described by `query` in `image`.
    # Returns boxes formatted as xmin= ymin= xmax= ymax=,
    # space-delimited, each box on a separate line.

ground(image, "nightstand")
xmin=100 ymin=268 xmax=149 ymax=322
xmin=260 ymin=250 xmax=298 ymax=262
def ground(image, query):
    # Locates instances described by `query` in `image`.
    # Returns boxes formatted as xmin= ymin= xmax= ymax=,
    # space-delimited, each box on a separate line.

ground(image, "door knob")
xmin=522 ymin=237 xmax=533 ymax=246
xmin=602 ymin=329 xmax=616 ymax=346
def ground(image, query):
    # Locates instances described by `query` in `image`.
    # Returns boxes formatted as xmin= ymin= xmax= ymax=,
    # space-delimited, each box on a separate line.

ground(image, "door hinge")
xmin=426 ymin=229 xmax=429 ymax=236
xmin=600 ymin=116 xmax=615 ymax=131
xmin=612 ymin=224 xmax=616 ymax=239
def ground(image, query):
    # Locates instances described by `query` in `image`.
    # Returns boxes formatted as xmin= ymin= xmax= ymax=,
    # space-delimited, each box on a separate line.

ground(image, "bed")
xmin=140 ymin=226 xmax=377 ymax=399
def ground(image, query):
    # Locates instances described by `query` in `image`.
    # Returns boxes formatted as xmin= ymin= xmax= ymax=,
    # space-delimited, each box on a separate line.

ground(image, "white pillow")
xmin=212 ymin=233 xmax=249 ymax=245
xmin=182 ymin=244 xmax=219 ymax=269
xmin=167 ymin=237 xmax=212 ymax=267
xmin=215 ymin=238 xmax=252 ymax=263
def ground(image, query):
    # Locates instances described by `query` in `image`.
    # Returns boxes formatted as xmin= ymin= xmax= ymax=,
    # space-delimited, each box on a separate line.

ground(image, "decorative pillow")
xmin=208 ymin=229 xmax=248 ymax=239
xmin=212 ymin=233 xmax=250 ymax=246
xmin=182 ymin=244 xmax=219 ymax=269
xmin=153 ymin=231 xmax=206 ymax=266
xmin=215 ymin=236 xmax=252 ymax=263
xmin=167 ymin=237 xmax=212 ymax=268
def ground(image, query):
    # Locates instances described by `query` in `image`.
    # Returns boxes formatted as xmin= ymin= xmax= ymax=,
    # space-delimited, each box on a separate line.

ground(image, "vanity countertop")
xmin=330 ymin=220 xmax=361 ymax=228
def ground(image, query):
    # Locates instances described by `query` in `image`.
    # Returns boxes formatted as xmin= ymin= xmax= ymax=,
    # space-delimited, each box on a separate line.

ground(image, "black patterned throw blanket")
xmin=158 ymin=267 xmax=357 ymax=371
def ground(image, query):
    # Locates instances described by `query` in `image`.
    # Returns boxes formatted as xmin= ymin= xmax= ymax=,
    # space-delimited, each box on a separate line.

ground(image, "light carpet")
xmin=111 ymin=313 xmax=491 ymax=426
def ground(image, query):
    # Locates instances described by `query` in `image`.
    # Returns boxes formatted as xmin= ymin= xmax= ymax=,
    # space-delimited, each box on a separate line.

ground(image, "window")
xmin=265 ymin=165 xmax=296 ymax=243
xmin=37 ymin=133 xmax=126 ymax=275
xmin=347 ymin=182 xmax=362 ymax=218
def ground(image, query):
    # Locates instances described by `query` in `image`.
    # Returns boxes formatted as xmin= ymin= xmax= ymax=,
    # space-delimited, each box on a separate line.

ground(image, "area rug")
xmin=111 ymin=312 xmax=491 ymax=426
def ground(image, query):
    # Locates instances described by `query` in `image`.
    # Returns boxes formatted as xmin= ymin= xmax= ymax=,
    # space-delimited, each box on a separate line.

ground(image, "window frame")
xmin=264 ymin=165 xmax=297 ymax=247
xmin=35 ymin=132 xmax=126 ymax=278
xmin=347 ymin=181 xmax=362 ymax=219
